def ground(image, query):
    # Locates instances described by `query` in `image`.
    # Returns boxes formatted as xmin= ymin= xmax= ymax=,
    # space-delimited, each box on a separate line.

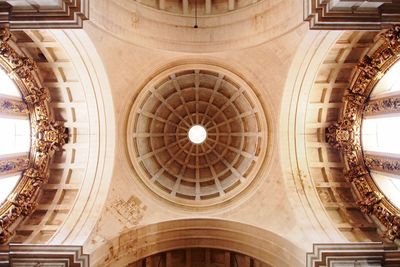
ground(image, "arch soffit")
xmin=89 ymin=218 xmax=305 ymax=267
xmin=281 ymin=30 xmax=382 ymax=242
xmin=48 ymin=29 xmax=116 ymax=245
xmin=9 ymin=29 xmax=116 ymax=245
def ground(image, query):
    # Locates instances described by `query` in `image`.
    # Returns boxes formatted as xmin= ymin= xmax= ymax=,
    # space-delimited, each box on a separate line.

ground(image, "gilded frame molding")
xmin=327 ymin=25 xmax=400 ymax=241
xmin=0 ymin=28 xmax=67 ymax=243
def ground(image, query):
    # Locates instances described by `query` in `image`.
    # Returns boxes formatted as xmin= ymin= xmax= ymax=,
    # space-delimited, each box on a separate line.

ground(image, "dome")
xmin=127 ymin=65 xmax=268 ymax=207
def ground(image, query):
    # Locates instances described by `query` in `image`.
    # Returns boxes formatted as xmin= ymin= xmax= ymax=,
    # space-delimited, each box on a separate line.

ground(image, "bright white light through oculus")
xmin=188 ymin=125 xmax=207 ymax=144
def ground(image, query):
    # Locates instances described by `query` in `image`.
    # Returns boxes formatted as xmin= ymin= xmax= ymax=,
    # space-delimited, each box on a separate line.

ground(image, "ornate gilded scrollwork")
xmin=326 ymin=120 xmax=360 ymax=152
xmin=326 ymin=25 xmax=400 ymax=242
xmin=357 ymin=191 xmax=383 ymax=214
xmin=0 ymin=27 xmax=67 ymax=244
xmin=35 ymin=120 xmax=68 ymax=153
xmin=365 ymin=155 xmax=400 ymax=174
xmin=0 ymin=157 xmax=29 ymax=176
xmin=383 ymin=25 xmax=400 ymax=52
xmin=364 ymin=97 xmax=400 ymax=116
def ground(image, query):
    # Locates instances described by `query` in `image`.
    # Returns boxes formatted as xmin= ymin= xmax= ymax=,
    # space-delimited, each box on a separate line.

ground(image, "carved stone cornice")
xmin=326 ymin=25 xmax=400 ymax=242
xmin=0 ymin=244 xmax=89 ymax=266
xmin=0 ymin=1 xmax=88 ymax=29
xmin=304 ymin=0 xmax=400 ymax=30
xmin=307 ymin=242 xmax=400 ymax=267
xmin=0 ymin=27 xmax=67 ymax=244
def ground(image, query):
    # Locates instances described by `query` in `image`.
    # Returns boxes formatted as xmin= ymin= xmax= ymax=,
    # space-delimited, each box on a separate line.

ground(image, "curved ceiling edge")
xmin=89 ymin=0 xmax=303 ymax=53
xmin=89 ymin=218 xmax=305 ymax=267
xmin=125 ymin=62 xmax=272 ymax=210
xmin=46 ymin=29 xmax=116 ymax=245
xmin=327 ymin=25 xmax=400 ymax=243
xmin=280 ymin=30 xmax=346 ymax=242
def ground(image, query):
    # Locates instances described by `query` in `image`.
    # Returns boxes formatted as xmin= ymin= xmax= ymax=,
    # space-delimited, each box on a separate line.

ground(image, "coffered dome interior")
xmin=128 ymin=66 xmax=268 ymax=207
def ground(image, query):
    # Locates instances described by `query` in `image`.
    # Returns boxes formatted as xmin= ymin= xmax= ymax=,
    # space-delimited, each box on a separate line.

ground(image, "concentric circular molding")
xmin=127 ymin=64 xmax=268 ymax=208
xmin=91 ymin=0 xmax=302 ymax=53
xmin=132 ymin=0 xmax=263 ymax=16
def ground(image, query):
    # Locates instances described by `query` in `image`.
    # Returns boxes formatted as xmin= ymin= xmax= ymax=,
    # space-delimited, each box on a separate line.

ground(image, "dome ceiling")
xmin=90 ymin=0 xmax=303 ymax=52
xmin=127 ymin=65 xmax=268 ymax=208
xmin=134 ymin=0 xmax=262 ymax=16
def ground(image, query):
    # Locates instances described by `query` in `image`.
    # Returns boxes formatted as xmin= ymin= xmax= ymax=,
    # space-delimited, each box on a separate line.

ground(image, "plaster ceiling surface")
xmin=78 ymin=21 xmax=354 ymax=266
xmin=89 ymin=0 xmax=303 ymax=52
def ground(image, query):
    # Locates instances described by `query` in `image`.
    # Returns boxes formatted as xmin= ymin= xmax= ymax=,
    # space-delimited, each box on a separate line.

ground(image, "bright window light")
xmin=0 ymin=174 xmax=20 ymax=204
xmin=371 ymin=172 xmax=400 ymax=208
xmin=371 ymin=60 xmax=400 ymax=98
xmin=362 ymin=117 xmax=400 ymax=155
xmin=188 ymin=125 xmax=207 ymax=144
xmin=0 ymin=68 xmax=21 ymax=97
xmin=0 ymin=118 xmax=30 ymax=155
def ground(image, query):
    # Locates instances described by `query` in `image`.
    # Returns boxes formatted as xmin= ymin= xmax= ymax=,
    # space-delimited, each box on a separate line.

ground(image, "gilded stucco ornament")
xmin=364 ymin=96 xmax=400 ymax=116
xmin=0 ymin=28 xmax=67 ymax=244
xmin=326 ymin=120 xmax=360 ymax=152
xmin=365 ymin=156 xmax=400 ymax=172
xmin=327 ymin=25 xmax=400 ymax=242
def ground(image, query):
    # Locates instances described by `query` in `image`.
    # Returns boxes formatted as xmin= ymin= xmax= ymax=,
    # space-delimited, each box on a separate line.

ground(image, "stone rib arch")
xmin=9 ymin=29 xmax=116 ymax=245
xmin=89 ymin=218 xmax=305 ymax=267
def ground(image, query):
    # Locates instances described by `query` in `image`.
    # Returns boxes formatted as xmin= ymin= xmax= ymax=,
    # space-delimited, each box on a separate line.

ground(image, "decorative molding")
xmin=307 ymin=242 xmax=400 ymax=267
xmin=0 ymin=156 xmax=29 ymax=176
xmin=0 ymin=1 xmax=89 ymax=29
xmin=0 ymin=27 xmax=67 ymax=244
xmin=90 ymin=219 xmax=304 ymax=267
xmin=0 ymin=95 xmax=28 ymax=117
xmin=365 ymin=154 xmax=400 ymax=174
xmin=326 ymin=120 xmax=360 ymax=152
xmin=304 ymin=0 xmax=400 ymax=30
xmin=127 ymin=65 xmax=269 ymax=208
xmin=364 ymin=96 xmax=400 ymax=116
xmin=327 ymin=25 xmax=400 ymax=241
xmin=108 ymin=196 xmax=147 ymax=227
xmin=0 ymin=244 xmax=89 ymax=266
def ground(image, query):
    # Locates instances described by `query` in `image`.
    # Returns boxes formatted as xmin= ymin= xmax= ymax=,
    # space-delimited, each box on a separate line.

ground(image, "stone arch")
xmin=90 ymin=218 xmax=305 ymax=267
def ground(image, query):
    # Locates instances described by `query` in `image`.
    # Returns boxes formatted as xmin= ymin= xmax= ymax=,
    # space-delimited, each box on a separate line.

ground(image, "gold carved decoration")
xmin=0 ymin=28 xmax=67 ymax=244
xmin=0 ymin=157 xmax=29 ymax=176
xmin=0 ymin=96 xmax=28 ymax=116
xmin=327 ymin=25 xmax=400 ymax=241
xmin=364 ymin=96 xmax=400 ymax=116
xmin=365 ymin=155 xmax=400 ymax=175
